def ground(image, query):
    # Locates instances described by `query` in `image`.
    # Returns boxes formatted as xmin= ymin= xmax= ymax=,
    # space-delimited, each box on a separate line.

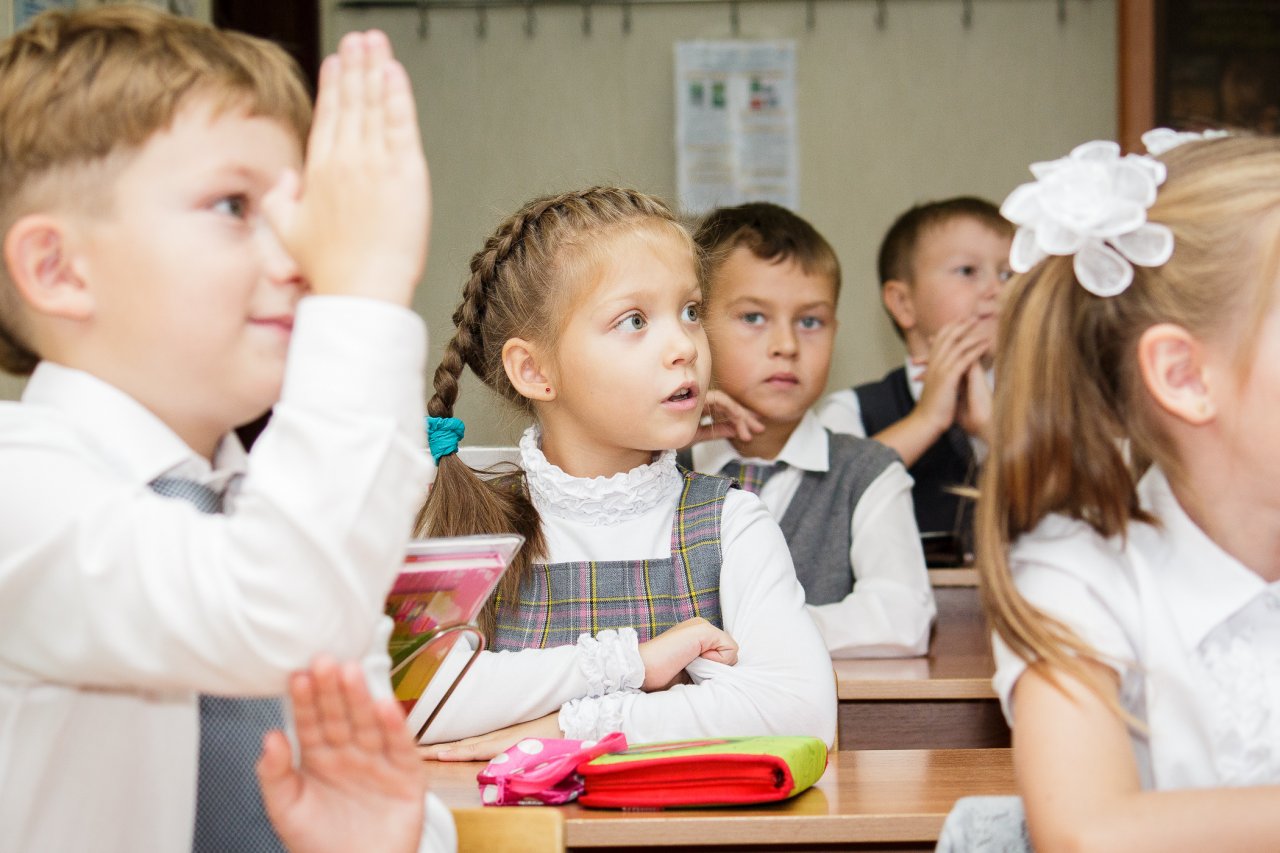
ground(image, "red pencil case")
xmin=576 ymin=735 xmax=828 ymax=808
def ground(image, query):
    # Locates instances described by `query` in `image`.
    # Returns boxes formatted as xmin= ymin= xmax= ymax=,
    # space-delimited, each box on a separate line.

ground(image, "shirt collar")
xmin=1135 ymin=466 xmax=1274 ymax=649
xmin=23 ymin=361 xmax=248 ymax=487
xmin=691 ymin=409 xmax=830 ymax=474
xmin=905 ymin=357 xmax=925 ymax=402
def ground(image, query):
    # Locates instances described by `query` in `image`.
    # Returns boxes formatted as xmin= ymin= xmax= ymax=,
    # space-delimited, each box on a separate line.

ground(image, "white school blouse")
xmin=422 ymin=426 xmax=837 ymax=747
xmin=993 ymin=466 xmax=1280 ymax=790
xmin=0 ymin=298 xmax=453 ymax=853
xmin=690 ymin=411 xmax=935 ymax=658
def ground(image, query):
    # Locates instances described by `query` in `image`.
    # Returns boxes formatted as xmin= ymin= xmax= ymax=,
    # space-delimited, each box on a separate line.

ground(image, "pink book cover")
xmin=385 ymin=534 xmax=522 ymax=724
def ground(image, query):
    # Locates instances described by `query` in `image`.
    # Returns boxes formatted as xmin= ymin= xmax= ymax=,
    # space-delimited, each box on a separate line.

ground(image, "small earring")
xmin=545 ymin=387 xmax=552 ymax=394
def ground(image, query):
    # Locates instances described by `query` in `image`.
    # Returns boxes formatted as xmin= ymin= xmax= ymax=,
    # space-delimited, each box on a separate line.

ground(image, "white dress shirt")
xmin=994 ymin=466 xmax=1280 ymax=790
xmin=422 ymin=426 xmax=837 ymax=747
xmin=0 ymin=297 xmax=445 ymax=853
xmin=691 ymin=410 xmax=935 ymax=658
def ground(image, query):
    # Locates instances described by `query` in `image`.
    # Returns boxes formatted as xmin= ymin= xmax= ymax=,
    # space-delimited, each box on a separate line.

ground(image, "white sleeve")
xmin=816 ymin=388 xmax=867 ymax=438
xmin=0 ymin=297 xmax=431 ymax=695
xmin=417 ymin=641 xmax=588 ymax=743
xmin=991 ymin=518 xmax=1140 ymax=724
xmin=561 ymin=491 xmax=838 ymax=747
xmin=416 ymin=792 xmax=457 ymax=853
xmin=806 ymin=464 xmax=936 ymax=658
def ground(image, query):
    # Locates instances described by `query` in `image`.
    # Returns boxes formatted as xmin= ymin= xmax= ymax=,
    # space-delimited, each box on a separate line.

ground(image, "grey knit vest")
xmin=778 ymin=432 xmax=900 ymax=606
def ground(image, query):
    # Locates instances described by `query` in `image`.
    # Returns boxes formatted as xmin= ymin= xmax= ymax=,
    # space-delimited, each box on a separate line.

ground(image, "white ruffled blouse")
xmin=421 ymin=426 xmax=837 ymax=746
xmin=994 ymin=466 xmax=1280 ymax=790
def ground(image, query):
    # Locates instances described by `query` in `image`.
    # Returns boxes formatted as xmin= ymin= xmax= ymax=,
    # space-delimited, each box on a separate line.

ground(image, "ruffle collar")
xmin=519 ymin=426 xmax=681 ymax=525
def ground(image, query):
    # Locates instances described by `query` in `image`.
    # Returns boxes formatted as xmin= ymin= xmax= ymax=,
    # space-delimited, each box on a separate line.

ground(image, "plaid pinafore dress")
xmin=491 ymin=471 xmax=729 ymax=649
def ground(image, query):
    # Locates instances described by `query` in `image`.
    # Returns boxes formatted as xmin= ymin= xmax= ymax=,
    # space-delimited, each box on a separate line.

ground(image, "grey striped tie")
xmin=149 ymin=474 xmax=286 ymax=853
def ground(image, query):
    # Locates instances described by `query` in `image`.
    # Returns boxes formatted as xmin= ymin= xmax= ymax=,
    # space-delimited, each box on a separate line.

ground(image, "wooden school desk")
xmin=430 ymin=748 xmax=1015 ymax=852
xmin=835 ymin=569 xmax=1009 ymax=750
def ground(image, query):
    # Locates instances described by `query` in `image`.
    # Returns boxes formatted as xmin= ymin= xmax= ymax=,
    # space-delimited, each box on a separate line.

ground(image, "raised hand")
xmin=913 ymin=318 xmax=990 ymax=436
xmin=956 ymin=360 xmax=993 ymax=441
xmin=257 ymin=657 xmax=427 ymax=853
xmin=263 ymin=30 xmax=430 ymax=306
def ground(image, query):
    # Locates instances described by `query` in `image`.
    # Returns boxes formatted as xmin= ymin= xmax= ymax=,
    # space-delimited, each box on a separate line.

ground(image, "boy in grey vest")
xmin=686 ymin=203 xmax=935 ymax=658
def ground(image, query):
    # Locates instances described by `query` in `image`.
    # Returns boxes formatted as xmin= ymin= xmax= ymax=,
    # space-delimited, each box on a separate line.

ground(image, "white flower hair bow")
xmin=1000 ymin=141 xmax=1175 ymax=297
xmin=1141 ymin=127 xmax=1229 ymax=156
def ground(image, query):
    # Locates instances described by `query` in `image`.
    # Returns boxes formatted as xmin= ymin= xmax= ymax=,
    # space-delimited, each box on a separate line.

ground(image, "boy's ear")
xmin=4 ymin=214 xmax=94 ymax=320
xmin=881 ymin=279 xmax=916 ymax=331
xmin=502 ymin=337 xmax=556 ymax=402
xmin=1137 ymin=323 xmax=1216 ymax=425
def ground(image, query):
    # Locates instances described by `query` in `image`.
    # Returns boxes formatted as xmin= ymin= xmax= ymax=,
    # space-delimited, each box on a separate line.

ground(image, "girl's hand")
xmin=420 ymin=712 xmax=562 ymax=762
xmin=691 ymin=390 xmax=765 ymax=445
xmin=257 ymin=657 xmax=426 ymax=853
xmin=639 ymin=617 xmax=739 ymax=691
xmin=263 ymin=30 xmax=430 ymax=306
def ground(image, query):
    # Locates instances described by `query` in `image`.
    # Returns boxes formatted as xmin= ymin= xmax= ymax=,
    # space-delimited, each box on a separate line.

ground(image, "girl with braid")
xmin=415 ymin=187 xmax=836 ymax=759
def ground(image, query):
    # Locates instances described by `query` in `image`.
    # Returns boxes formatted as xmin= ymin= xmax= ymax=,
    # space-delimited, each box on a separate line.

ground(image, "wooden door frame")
xmin=1117 ymin=0 xmax=1156 ymax=153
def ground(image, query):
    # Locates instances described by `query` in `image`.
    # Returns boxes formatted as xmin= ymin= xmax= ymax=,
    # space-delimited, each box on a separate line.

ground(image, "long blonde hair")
xmin=978 ymin=136 xmax=1280 ymax=707
xmin=417 ymin=186 xmax=694 ymax=640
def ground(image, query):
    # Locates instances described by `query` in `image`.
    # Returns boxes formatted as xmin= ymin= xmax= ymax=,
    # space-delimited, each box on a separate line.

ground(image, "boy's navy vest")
xmin=490 ymin=471 xmax=728 ymax=650
xmin=854 ymin=366 xmax=976 ymax=549
xmin=678 ymin=432 xmax=898 ymax=606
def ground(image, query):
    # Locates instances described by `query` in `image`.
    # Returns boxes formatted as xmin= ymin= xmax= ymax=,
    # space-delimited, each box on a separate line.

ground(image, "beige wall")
xmin=326 ymin=0 xmax=1116 ymax=445
xmin=0 ymin=1 xmax=1117 ymax=431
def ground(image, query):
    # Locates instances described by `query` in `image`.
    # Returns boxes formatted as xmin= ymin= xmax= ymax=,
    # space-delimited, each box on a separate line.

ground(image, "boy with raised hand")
xmin=0 ymin=8 xmax=435 ymax=851
xmin=687 ymin=202 xmax=934 ymax=658
xmin=818 ymin=198 xmax=1013 ymax=561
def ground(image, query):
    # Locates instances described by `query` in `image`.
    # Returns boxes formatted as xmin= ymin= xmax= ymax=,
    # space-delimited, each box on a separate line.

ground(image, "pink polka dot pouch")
xmin=476 ymin=731 xmax=628 ymax=806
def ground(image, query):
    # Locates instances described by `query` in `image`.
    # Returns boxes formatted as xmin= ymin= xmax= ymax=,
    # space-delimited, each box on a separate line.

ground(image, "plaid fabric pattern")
xmin=491 ymin=471 xmax=730 ymax=650
xmin=719 ymin=460 xmax=786 ymax=495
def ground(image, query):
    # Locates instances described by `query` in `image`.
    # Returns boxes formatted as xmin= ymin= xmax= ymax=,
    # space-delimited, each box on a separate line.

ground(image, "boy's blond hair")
xmin=0 ymin=5 xmax=312 ymax=375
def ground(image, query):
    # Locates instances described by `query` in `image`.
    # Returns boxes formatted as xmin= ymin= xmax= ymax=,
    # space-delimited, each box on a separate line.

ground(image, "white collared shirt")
xmin=0 ymin=297 xmax=441 ymax=852
xmin=993 ymin=466 xmax=1280 ymax=790
xmin=690 ymin=411 xmax=935 ymax=658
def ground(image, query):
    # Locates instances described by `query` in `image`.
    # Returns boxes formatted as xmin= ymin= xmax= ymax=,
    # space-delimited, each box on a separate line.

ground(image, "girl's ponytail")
xmin=977 ymin=256 xmax=1150 ymax=707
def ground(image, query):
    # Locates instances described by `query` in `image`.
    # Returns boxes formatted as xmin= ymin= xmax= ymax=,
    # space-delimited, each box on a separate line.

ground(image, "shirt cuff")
xmin=282 ymin=296 xmax=427 ymax=424
xmin=558 ymin=692 xmax=636 ymax=740
xmin=575 ymin=628 xmax=645 ymax=697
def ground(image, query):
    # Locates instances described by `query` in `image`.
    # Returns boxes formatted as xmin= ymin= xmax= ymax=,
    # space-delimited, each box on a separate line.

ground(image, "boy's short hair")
xmin=0 ymin=5 xmax=312 ymax=376
xmin=876 ymin=196 xmax=1012 ymax=286
xmin=693 ymin=202 xmax=841 ymax=298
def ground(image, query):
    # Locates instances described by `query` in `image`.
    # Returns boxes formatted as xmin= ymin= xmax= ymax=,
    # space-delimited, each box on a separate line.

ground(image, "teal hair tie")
xmin=426 ymin=416 xmax=465 ymax=463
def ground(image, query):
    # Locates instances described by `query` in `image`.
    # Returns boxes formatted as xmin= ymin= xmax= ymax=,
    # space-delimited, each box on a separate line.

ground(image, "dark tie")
xmin=148 ymin=474 xmax=287 ymax=853
xmin=719 ymin=460 xmax=786 ymax=495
